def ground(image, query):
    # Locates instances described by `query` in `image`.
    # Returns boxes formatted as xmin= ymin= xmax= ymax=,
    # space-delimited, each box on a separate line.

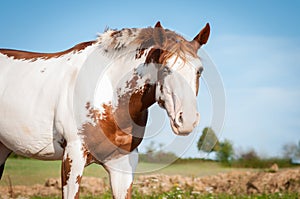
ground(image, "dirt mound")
xmin=135 ymin=168 xmax=300 ymax=195
xmin=0 ymin=168 xmax=299 ymax=198
xmin=0 ymin=177 xmax=110 ymax=198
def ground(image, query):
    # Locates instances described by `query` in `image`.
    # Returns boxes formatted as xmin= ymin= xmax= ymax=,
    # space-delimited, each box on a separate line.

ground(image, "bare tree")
xmin=282 ymin=142 xmax=298 ymax=159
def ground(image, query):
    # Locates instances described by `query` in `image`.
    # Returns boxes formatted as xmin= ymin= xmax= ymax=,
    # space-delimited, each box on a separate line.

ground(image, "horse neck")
xmin=68 ymin=43 xmax=99 ymax=70
xmin=111 ymin=56 xmax=158 ymax=124
xmin=128 ymin=82 xmax=156 ymax=114
xmin=114 ymin=78 xmax=156 ymax=129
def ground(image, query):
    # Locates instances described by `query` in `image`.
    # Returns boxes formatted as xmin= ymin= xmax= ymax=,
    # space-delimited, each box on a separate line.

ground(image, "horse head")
xmin=146 ymin=22 xmax=210 ymax=135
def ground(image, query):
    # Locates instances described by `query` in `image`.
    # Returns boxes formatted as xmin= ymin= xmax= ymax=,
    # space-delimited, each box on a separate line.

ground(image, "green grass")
xmin=1 ymin=159 xmax=298 ymax=198
xmin=0 ymin=158 xmax=249 ymax=186
xmin=29 ymin=192 xmax=299 ymax=199
xmin=1 ymin=159 xmax=60 ymax=186
xmin=0 ymin=158 xmax=110 ymax=186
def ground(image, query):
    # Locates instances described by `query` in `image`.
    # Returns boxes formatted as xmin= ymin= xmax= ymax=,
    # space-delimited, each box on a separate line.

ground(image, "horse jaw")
xmin=156 ymin=78 xmax=200 ymax=136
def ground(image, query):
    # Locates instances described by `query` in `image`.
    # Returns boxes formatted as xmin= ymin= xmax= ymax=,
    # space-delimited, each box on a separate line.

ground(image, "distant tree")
xmin=297 ymin=141 xmax=300 ymax=157
xmin=240 ymin=149 xmax=259 ymax=160
xmin=282 ymin=140 xmax=300 ymax=159
xmin=282 ymin=142 xmax=298 ymax=159
xmin=197 ymin=127 xmax=220 ymax=153
xmin=145 ymin=141 xmax=155 ymax=153
xmin=140 ymin=141 xmax=178 ymax=163
xmin=216 ymin=139 xmax=234 ymax=164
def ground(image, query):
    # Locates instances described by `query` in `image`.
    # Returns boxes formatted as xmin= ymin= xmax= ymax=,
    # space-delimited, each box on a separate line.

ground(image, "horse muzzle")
xmin=170 ymin=111 xmax=200 ymax=136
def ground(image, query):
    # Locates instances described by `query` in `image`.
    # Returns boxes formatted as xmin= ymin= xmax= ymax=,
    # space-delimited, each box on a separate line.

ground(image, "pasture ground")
xmin=0 ymin=158 xmax=242 ymax=186
xmin=0 ymin=159 xmax=299 ymax=198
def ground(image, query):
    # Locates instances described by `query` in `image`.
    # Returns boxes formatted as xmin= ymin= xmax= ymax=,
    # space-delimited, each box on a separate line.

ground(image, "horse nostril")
xmin=178 ymin=112 xmax=183 ymax=124
xmin=174 ymin=112 xmax=183 ymax=128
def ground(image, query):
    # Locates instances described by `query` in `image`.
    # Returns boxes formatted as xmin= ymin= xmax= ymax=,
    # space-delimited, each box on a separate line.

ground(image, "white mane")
xmin=97 ymin=28 xmax=141 ymax=54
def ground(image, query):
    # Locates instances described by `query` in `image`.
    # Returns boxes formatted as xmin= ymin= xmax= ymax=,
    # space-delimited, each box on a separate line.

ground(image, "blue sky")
xmin=1 ymin=1 xmax=300 ymax=158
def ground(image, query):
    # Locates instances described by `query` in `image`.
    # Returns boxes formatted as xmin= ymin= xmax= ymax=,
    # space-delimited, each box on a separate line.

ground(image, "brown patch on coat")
xmin=135 ymin=48 xmax=146 ymax=59
xmin=76 ymin=175 xmax=82 ymax=185
xmin=124 ymin=75 xmax=139 ymax=93
xmin=81 ymin=82 xmax=156 ymax=162
xmin=83 ymin=103 xmax=136 ymax=153
xmin=0 ymin=41 xmax=96 ymax=61
xmin=61 ymin=154 xmax=72 ymax=187
xmin=74 ymin=182 xmax=80 ymax=199
xmin=81 ymin=144 xmax=96 ymax=166
xmin=74 ymin=175 xmax=82 ymax=198
xmin=74 ymin=191 xmax=80 ymax=199
xmin=125 ymin=183 xmax=133 ymax=199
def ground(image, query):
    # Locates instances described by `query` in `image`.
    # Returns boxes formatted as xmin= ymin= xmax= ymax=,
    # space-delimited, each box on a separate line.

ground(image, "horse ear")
xmin=154 ymin=21 xmax=162 ymax=28
xmin=153 ymin=21 xmax=166 ymax=47
xmin=190 ymin=23 xmax=210 ymax=50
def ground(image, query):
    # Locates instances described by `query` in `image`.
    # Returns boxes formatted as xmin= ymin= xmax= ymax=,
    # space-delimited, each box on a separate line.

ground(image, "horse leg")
xmin=61 ymin=140 xmax=86 ymax=199
xmin=104 ymin=149 xmax=138 ymax=199
xmin=0 ymin=142 xmax=12 ymax=180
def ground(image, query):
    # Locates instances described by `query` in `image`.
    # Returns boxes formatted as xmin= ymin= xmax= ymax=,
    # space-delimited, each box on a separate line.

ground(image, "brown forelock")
xmin=0 ymin=41 xmax=96 ymax=61
xmin=134 ymin=27 xmax=198 ymax=65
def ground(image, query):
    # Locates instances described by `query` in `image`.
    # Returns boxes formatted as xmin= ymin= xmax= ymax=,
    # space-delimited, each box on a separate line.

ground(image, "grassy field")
xmin=30 ymin=192 xmax=299 ymax=199
xmin=1 ymin=159 xmax=298 ymax=199
xmin=0 ymin=158 xmax=245 ymax=186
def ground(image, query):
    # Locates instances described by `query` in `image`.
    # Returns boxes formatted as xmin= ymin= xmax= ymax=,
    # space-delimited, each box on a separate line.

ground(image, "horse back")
xmin=0 ymin=53 xmax=76 ymax=159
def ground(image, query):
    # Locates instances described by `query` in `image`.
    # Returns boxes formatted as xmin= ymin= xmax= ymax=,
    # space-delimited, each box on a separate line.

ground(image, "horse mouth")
xmin=157 ymin=99 xmax=195 ymax=136
xmin=169 ymin=118 xmax=191 ymax=136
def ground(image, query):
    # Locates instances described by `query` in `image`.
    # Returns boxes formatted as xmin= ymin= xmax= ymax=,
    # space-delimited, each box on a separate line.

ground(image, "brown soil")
xmin=0 ymin=168 xmax=299 ymax=198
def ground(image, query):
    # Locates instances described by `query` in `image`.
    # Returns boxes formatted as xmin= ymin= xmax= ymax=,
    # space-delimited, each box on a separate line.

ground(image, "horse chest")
xmin=81 ymin=103 xmax=147 ymax=162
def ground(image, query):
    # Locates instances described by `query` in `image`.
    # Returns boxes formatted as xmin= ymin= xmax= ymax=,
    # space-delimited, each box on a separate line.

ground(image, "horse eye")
xmin=163 ymin=66 xmax=171 ymax=74
xmin=197 ymin=67 xmax=204 ymax=76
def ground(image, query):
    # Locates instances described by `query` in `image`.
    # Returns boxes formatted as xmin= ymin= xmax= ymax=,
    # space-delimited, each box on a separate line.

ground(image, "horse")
xmin=0 ymin=21 xmax=210 ymax=198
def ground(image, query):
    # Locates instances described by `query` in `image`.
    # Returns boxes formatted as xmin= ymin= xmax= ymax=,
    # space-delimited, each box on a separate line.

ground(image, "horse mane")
xmin=98 ymin=26 xmax=197 ymax=65
xmin=135 ymin=27 xmax=197 ymax=64
xmin=1 ymin=25 xmax=197 ymax=64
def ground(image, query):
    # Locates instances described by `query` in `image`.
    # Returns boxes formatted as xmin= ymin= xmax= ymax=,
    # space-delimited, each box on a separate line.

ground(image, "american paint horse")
xmin=0 ymin=22 xmax=210 ymax=198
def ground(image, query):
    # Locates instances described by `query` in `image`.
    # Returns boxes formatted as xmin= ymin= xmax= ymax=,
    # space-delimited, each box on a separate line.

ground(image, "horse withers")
xmin=0 ymin=21 xmax=210 ymax=198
